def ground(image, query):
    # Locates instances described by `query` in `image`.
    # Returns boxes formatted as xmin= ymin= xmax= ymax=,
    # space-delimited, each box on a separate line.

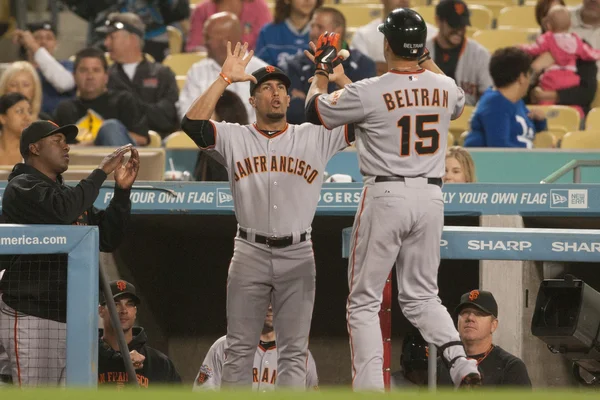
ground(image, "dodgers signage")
xmin=0 ymin=182 xmax=598 ymax=216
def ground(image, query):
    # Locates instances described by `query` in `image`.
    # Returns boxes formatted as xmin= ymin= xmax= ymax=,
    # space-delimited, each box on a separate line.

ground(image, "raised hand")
xmin=305 ymin=41 xmax=349 ymax=85
xmin=220 ymin=42 xmax=258 ymax=84
xmin=98 ymin=145 xmax=133 ymax=176
xmin=114 ymin=148 xmax=140 ymax=190
xmin=312 ymin=32 xmax=349 ymax=74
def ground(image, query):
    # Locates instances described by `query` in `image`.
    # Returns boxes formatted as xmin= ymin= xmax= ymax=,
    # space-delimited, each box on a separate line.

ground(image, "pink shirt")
xmin=186 ymin=0 xmax=272 ymax=52
xmin=521 ymin=31 xmax=600 ymax=72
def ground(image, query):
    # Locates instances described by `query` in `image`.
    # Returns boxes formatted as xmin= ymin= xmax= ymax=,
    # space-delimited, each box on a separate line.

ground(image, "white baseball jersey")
xmin=315 ymin=70 xmax=465 ymax=178
xmin=192 ymin=336 xmax=319 ymax=391
xmin=202 ymin=121 xmax=351 ymax=235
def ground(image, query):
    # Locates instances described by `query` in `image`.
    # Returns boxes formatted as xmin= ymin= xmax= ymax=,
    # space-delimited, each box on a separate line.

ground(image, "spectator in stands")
xmin=444 ymin=146 xmax=476 ymax=183
xmin=528 ymin=0 xmax=598 ymax=114
xmin=54 ymin=47 xmax=149 ymax=146
xmin=284 ymin=6 xmax=376 ymax=124
xmin=571 ymin=0 xmax=600 ymax=51
xmin=186 ymin=0 xmax=272 ymax=52
xmin=351 ymin=0 xmax=438 ymax=76
xmin=464 ymin=47 xmax=547 ymax=148
xmin=0 ymin=93 xmax=33 ymax=166
xmin=178 ymin=12 xmax=267 ymax=121
xmin=0 ymin=123 xmax=138 ymax=386
xmin=13 ymin=21 xmax=76 ymax=116
xmin=98 ymin=280 xmax=181 ymax=386
xmin=63 ymin=0 xmax=190 ymax=62
xmin=427 ymin=0 xmax=492 ymax=106
xmin=98 ymin=12 xmax=179 ymax=138
xmin=437 ymin=290 xmax=532 ymax=387
xmin=254 ymin=0 xmax=323 ymax=68
xmin=0 ymin=61 xmax=48 ymax=121
xmin=194 ymin=90 xmax=247 ymax=181
xmin=391 ymin=329 xmax=429 ymax=388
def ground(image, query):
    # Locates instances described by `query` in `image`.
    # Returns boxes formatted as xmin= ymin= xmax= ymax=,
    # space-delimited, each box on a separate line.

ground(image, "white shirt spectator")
xmin=570 ymin=5 xmax=600 ymax=77
xmin=33 ymin=47 xmax=75 ymax=93
xmin=350 ymin=18 xmax=438 ymax=63
xmin=178 ymin=56 xmax=268 ymax=122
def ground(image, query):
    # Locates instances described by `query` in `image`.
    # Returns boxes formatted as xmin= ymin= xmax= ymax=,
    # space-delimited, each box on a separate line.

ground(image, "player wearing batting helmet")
xmin=304 ymin=8 xmax=482 ymax=391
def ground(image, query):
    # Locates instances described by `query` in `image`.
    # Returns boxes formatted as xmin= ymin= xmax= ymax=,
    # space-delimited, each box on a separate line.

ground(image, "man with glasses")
xmin=98 ymin=280 xmax=181 ymax=387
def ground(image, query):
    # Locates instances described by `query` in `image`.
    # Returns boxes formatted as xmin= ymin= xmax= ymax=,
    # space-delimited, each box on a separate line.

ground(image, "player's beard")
xmin=266 ymin=112 xmax=285 ymax=121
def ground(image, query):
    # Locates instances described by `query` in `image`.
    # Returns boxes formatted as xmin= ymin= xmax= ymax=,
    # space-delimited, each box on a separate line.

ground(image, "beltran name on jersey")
xmin=383 ymin=88 xmax=450 ymax=110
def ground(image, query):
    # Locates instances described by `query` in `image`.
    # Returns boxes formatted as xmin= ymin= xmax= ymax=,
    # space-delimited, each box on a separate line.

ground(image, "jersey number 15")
xmin=398 ymin=114 xmax=440 ymax=156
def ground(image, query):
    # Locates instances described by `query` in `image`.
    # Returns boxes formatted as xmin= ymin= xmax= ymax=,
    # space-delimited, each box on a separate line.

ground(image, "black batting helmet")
xmin=378 ymin=8 xmax=427 ymax=58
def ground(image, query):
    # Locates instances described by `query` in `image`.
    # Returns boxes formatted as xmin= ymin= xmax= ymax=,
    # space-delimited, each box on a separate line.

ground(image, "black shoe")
xmin=459 ymin=372 xmax=482 ymax=389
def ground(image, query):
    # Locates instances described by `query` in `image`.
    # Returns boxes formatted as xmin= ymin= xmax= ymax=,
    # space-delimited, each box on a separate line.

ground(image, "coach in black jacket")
xmin=99 ymin=12 xmax=179 ymax=137
xmin=0 ymin=121 xmax=139 ymax=386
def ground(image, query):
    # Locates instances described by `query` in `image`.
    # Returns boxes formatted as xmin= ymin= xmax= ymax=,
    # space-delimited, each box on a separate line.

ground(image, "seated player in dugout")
xmin=437 ymin=290 xmax=532 ymax=388
xmin=98 ymin=280 xmax=181 ymax=387
xmin=193 ymin=305 xmax=318 ymax=391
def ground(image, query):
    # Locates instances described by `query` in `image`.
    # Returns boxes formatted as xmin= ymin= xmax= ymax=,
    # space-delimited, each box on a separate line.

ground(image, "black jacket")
xmin=108 ymin=58 xmax=179 ymax=137
xmin=0 ymin=164 xmax=131 ymax=322
xmin=98 ymin=327 xmax=181 ymax=387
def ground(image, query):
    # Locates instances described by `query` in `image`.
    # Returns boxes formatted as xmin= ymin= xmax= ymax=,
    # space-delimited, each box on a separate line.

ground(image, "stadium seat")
xmin=471 ymin=28 xmax=538 ymax=54
xmin=448 ymin=132 xmax=455 ymax=147
xmin=413 ymin=5 xmax=493 ymax=30
xmin=68 ymin=147 xmax=166 ymax=180
xmin=527 ymin=105 xmax=581 ymax=133
xmin=497 ymin=6 xmax=537 ymax=29
xmin=586 ymin=107 xmax=600 ymax=131
xmin=458 ymin=130 xmax=469 ymax=146
xmin=591 ymin=83 xmax=600 ymax=109
xmin=331 ymin=4 xmax=383 ymax=27
xmin=176 ymin=75 xmax=186 ymax=91
xmin=533 ymin=131 xmax=556 ymax=148
xmin=164 ymin=131 xmax=198 ymax=149
xmin=469 ymin=0 xmax=508 ymax=20
xmin=163 ymin=52 xmax=207 ymax=76
xmin=450 ymin=105 xmax=474 ymax=142
xmin=167 ymin=26 xmax=183 ymax=55
xmin=148 ymin=131 xmax=162 ymax=148
xmin=560 ymin=130 xmax=600 ymax=149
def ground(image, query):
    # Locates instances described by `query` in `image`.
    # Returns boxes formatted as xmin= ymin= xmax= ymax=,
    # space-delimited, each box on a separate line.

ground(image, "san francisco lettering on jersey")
xmin=233 ymin=155 xmax=319 ymax=184
xmin=382 ymin=88 xmax=449 ymax=111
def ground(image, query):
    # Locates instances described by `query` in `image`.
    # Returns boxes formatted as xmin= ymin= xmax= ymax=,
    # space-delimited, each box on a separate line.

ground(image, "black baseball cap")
xmin=436 ymin=0 xmax=471 ymax=28
xmin=28 ymin=21 xmax=56 ymax=35
xmin=96 ymin=13 xmax=145 ymax=38
xmin=100 ymin=280 xmax=141 ymax=305
xmin=20 ymin=120 xmax=78 ymax=158
xmin=249 ymin=66 xmax=291 ymax=95
xmin=455 ymin=290 xmax=498 ymax=318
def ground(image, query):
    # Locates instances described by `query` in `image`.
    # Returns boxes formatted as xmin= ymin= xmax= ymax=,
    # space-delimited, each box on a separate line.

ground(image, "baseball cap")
xmin=27 ymin=21 xmax=56 ymax=35
xmin=20 ymin=121 xmax=78 ymax=158
xmin=455 ymin=290 xmax=498 ymax=318
xmin=96 ymin=12 xmax=145 ymax=38
xmin=436 ymin=0 xmax=471 ymax=29
xmin=249 ymin=66 xmax=291 ymax=95
xmin=100 ymin=280 xmax=141 ymax=305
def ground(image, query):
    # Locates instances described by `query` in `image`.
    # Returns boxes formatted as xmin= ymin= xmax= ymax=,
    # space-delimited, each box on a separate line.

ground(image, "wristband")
xmin=315 ymin=70 xmax=329 ymax=78
xmin=219 ymin=72 xmax=232 ymax=85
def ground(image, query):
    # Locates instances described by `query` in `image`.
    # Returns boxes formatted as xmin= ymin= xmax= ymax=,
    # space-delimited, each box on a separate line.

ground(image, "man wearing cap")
xmin=0 ymin=121 xmax=139 ymax=386
xmin=98 ymin=12 xmax=179 ymax=138
xmin=12 ymin=21 xmax=76 ymax=115
xmin=98 ymin=280 xmax=181 ymax=387
xmin=181 ymin=42 xmax=353 ymax=389
xmin=427 ymin=0 xmax=492 ymax=105
xmin=437 ymin=290 xmax=532 ymax=387
xmin=178 ymin=12 xmax=267 ymax=122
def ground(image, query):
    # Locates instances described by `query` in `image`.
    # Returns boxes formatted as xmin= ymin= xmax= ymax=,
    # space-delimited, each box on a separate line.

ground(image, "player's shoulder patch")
xmin=196 ymin=364 xmax=213 ymax=385
xmin=326 ymin=89 xmax=345 ymax=106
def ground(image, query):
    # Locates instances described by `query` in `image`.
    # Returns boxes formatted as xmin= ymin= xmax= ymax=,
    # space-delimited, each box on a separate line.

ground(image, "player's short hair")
xmin=215 ymin=90 xmax=249 ymax=125
xmin=489 ymin=47 xmax=532 ymax=89
xmin=314 ymin=7 xmax=347 ymax=39
xmin=446 ymin=146 xmax=476 ymax=183
xmin=274 ymin=0 xmax=324 ymax=24
xmin=74 ymin=47 xmax=109 ymax=73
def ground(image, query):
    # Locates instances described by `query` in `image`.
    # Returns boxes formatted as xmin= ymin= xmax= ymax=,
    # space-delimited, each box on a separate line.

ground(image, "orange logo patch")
xmin=265 ymin=66 xmax=276 ymax=73
xmin=454 ymin=3 xmax=466 ymax=15
xmin=468 ymin=290 xmax=480 ymax=301
xmin=116 ymin=280 xmax=127 ymax=291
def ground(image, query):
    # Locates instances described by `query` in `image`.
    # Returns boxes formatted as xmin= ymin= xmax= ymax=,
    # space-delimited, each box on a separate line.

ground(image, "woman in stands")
xmin=0 ymin=93 xmax=33 ymax=166
xmin=464 ymin=47 xmax=548 ymax=148
xmin=254 ymin=0 xmax=323 ymax=68
xmin=528 ymin=0 xmax=597 ymax=117
xmin=444 ymin=146 xmax=476 ymax=184
xmin=0 ymin=61 xmax=50 ymax=121
xmin=186 ymin=0 xmax=273 ymax=52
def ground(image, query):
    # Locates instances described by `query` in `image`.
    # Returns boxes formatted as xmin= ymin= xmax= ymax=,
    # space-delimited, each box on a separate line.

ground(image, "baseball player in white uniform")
xmin=181 ymin=42 xmax=353 ymax=389
xmin=193 ymin=306 xmax=318 ymax=391
xmin=304 ymin=9 xmax=482 ymax=391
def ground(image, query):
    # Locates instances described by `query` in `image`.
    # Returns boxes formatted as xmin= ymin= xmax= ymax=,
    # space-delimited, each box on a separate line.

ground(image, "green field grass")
xmin=1 ymin=388 xmax=599 ymax=399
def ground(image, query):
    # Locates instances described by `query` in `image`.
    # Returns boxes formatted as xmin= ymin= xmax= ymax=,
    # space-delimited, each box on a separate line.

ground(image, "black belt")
xmin=238 ymin=228 xmax=307 ymax=248
xmin=375 ymin=176 xmax=443 ymax=187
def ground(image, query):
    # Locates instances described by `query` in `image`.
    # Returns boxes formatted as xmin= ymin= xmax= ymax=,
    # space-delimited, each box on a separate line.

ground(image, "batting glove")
xmin=314 ymin=32 xmax=349 ymax=74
